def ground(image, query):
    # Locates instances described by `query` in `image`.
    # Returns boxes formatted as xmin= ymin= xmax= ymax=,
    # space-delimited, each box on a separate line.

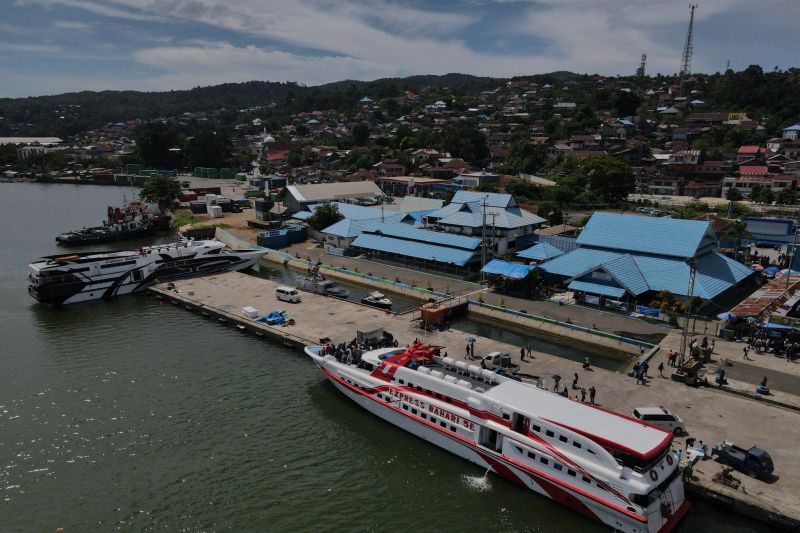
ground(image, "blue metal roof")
xmin=451 ymin=191 xmax=513 ymax=208
xmin=539 ymin=247 xmax=622 ymax=277
xmin=568 ymin=280 xmax=625 ymax=298
xmin=601 ymin=254 xmax=649 ymax=295
xmin=784 ymin=124 xmax=800 ymax=131
xmin=351 ymin=234 xmax=475 ymax=266
xmin=481 ymin=259 xmax=534 ymax=279
xmin=517 ymin=242 xmax=564 ymax=261
xmin=695 ymin=252 xmax=755 ymax=299
xmin=577 ymin=212 xmax=713 ymax=258
xmin=364 ymin=223 xmax=480 ymax=250
xmin=542 ymin=247 xmax=754 ymax=300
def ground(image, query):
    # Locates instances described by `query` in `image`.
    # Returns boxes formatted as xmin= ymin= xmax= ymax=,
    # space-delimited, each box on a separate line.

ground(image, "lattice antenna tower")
xmin=636 ymin=54 xmax=647 ymax=78
xmin=679 ymin=4 xmax=698 ymax=77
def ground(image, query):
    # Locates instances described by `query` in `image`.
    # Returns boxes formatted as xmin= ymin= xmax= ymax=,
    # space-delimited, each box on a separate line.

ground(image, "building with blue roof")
xmin=535 ymin=212 xmax=755 ymax=306
xmin=424 ymin=191 xmax=545 ymax=255
xmin=516 ymin=242 xmax=564 ymax=263
xmin=350 ymin=222 xmax=482 ymax=273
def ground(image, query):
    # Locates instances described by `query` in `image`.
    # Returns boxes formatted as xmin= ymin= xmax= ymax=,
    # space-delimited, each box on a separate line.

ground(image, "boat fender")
xmin=649 ymin=470 xmax=659 ymax=481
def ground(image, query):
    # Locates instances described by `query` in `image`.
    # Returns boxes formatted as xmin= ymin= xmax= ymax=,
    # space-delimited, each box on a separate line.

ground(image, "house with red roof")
xmin=736 ymin=145 xmax=765 ymax=164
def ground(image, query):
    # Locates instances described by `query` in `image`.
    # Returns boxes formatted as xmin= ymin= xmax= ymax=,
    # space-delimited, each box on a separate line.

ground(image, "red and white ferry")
xmin=305 ymin=343 xmax=690 ymax=532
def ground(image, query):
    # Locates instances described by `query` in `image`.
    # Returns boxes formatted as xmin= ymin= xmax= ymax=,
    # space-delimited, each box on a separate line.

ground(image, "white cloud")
xmin=131 ymin=42 xmax=401 ymax=88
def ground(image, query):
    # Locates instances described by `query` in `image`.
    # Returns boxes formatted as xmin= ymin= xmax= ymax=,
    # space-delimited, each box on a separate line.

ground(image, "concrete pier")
xmin=150 ymin=271 xmax=800 ymax=531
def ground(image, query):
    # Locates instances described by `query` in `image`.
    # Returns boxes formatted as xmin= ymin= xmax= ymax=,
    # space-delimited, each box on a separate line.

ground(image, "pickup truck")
xmin=712 ymin=441 xmax=774 ymax=478
xmin=481 ymin=352 xmax=520 ymax=374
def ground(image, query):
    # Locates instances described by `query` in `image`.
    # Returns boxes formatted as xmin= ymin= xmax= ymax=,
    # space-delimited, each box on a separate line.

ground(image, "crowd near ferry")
xmin=305 ymin=343 xmax=690 ymax=533
xmin=28 ymin=238 xmax=266 ymax=305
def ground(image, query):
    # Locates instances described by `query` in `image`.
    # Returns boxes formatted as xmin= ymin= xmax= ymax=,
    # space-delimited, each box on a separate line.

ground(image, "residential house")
xmin=737 ymin=145 xmax=765 ymax=164
xmin=783 ymin=124 xmax=800 ymax=141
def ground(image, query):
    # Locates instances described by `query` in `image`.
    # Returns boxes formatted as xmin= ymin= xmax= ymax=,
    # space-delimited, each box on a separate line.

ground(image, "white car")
xmin=633 ymin=407 xmax=686 ymax=436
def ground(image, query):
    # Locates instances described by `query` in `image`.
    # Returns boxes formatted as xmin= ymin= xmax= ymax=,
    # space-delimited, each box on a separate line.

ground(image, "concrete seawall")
xmin=468 ymin=303 xmax=639 ymax=359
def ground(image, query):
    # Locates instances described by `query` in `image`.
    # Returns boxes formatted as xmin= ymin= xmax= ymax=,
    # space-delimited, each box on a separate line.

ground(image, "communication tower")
xmin=679 ymin=4 xmax=698 ymax=77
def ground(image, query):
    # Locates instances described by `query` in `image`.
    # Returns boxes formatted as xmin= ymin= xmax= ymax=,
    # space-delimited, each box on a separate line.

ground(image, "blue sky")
xmin=2 ymin=0 xmax=798 ymax=97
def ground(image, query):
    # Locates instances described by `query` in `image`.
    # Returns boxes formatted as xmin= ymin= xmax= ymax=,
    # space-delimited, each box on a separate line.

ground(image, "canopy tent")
xmin=480 ymin=259 xmax=535 ymax=280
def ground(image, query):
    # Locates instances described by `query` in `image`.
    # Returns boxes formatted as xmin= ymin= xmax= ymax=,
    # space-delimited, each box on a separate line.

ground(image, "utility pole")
xmin=481 ymin=195 xmax=488 ymax=284
xmin=786 ymin=222 xmax=798 ymax=290
xmin=678 ymin=260 xmax=697 ymax=368
xmin=679 ymin=4 xmax=698 ymax=78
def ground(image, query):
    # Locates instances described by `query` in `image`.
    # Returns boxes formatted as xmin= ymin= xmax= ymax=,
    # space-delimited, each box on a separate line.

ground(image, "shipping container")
xmin=190 ymin=201 xmax=207 ymax=214
xmin=180 ymin=192 xmax=198 ymax=202
xmin=207 ymin=205 xmax=223 ymax=218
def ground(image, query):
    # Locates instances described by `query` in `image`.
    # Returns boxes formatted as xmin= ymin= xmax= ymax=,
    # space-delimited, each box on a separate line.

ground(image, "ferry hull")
xmin=309 ymin=351 xmax=678 ymax=533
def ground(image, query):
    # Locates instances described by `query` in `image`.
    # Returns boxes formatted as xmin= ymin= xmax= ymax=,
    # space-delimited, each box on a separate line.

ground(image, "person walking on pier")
xmin=743 ymin=346 xmax=751 ymax=361
xmin=572 ymin=372 xmax=579 ymax=389
xmin=553 ymin=374 xmax=561 ymax=391
xmin=466 ymin=344 xmax=471 ymax=360
xmin=520 ymin=346 xmax=526 ymax=362
xmin=589 ymin=386 xmax=596 ymax=404
xmin=526 ymin=343 xmax=533 ymax=358
xmin=583 ymin=355 xmax=590 ymax=369
xmin=658 ymin=362 xmax=665 ymax=378
xmin=580 ymin=387 xmax=586 ymax=402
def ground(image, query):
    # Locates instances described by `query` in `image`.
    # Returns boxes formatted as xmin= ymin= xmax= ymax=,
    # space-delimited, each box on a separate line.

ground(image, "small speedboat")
xmin=297 ymin=273 xmax=350 ymax=299
xmin=361 ymin=291 xmax=392 ymax=309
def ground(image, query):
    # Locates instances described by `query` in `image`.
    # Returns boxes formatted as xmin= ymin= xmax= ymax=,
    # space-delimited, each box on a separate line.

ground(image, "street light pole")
xmin=787 ymin=223 xmax=799 ymax=291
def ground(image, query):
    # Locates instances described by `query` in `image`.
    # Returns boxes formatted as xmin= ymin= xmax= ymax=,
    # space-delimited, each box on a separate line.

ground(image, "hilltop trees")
xmin=184 ymin=131 xmax=231 ymax=169
xmin=441 ymin=120 xmax=488 ymax=165
xmin=580 ymin=156 xmax=634 ymax=203
xmin=135 ymin=123 xmax=184 ymax=168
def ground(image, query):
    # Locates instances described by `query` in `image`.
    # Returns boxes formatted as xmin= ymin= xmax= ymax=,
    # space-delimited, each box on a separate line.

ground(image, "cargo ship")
xmin=56 ymin=202 xmax=170 ymax=245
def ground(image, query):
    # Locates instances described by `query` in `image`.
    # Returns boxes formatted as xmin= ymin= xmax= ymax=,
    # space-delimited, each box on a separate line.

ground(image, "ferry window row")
xmin=392 ymin=377 xmax=453 ymax=403
xmin=394 ymin=400 xmax=459 ymax=434
xmin=514 ymin=445 xmax=604 ymax=490
xmin=530 ymin=425 xmax=591 ymax=454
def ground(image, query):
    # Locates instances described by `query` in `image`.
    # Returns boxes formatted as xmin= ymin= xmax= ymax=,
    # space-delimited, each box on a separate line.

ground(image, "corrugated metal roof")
xmin=451 ymin=191 xmax=513 ymax=208
xmin=601 ymin=254 xmax=649 ymax=295
xmin=539 ymin=247 xmax=622 ymax=277
xmin=481 ymin=259 xmax=534 ymax=279
xmin=517 ymin=242 xmax=564 ymax=261
xmin=286 ymin=181 xmax=382 ymax=203
xmin=568 ymin=280 xmax=626 ymax=298
xmin=544 ymin=247 xmax=753 ymax=300
xmin=364 ymin=223 xmax=480 ymax=250
xmin=351 ymin=234 xmax=475 ymax=266
xmin=577 ymin=212 xmax=712 ymax=258
xmin=383 ymin=196 xmax=444 ymax=212
xmin=695 ymin=252 xmax=756 ymax=299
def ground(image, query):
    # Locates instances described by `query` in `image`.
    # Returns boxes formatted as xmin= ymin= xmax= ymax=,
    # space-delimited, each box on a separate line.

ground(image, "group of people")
xmin=747 ymin=330 xmax=800 ymax=362
xmin=547 ymin=372 xmax=597 ymax=404
xmin=322 ymin=336 xmax=400 ymax=366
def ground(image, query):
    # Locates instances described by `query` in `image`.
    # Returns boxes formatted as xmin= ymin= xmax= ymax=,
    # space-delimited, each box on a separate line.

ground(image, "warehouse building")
xmin=524 ymin=212 xmax=755 ymax=307
xmin=283 ymin=181 xmax=383 ymax=213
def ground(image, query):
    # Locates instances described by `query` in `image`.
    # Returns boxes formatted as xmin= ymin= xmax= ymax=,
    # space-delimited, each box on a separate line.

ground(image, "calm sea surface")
xmin=0 ymin=183 xmax=767 ymax=532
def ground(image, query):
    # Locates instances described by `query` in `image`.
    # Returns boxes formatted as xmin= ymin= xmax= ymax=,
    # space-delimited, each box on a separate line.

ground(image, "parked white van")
xmin=276 ymin=286 xmax=302 ymax=303
xmin=633 ymin=407 xmax=686 ymax=435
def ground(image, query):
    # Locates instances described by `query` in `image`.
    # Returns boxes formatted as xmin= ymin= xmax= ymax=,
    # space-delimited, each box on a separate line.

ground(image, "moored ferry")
xmin=28 ymin=239 xmax=266 ymax=305
xmin=305 ymin=343 xmax=690 ymax=533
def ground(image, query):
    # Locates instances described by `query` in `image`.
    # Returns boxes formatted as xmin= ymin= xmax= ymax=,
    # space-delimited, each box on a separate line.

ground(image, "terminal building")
xmin=521 ymin=212 xmax=755 ymax=306
xmin=283 ymin=181 xmax=383 ymax=213
xmin=424 ymin=191 xmax=545 ymax=256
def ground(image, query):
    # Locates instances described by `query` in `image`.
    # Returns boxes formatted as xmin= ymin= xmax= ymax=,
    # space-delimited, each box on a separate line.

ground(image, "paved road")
xmin=288 ymin=242 xmax=669 ymax=342
xmin=717 ymin=359 xmax=800 ymax=394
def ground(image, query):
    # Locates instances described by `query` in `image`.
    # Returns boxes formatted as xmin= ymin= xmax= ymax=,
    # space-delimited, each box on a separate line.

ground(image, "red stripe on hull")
xmin=317 ymin=364 xmax=649 ymax=526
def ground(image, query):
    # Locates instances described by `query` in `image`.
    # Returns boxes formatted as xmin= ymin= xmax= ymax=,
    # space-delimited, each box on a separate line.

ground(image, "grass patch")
xmin=171 ymin=209 xmax=201 ymax=228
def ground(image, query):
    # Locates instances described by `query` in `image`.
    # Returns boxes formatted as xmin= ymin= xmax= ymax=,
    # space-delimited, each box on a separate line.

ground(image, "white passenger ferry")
xmin=28 ymin=239 xmax=266 ymax=305
xmin=305 ymin=343 xmax=690 ymax=533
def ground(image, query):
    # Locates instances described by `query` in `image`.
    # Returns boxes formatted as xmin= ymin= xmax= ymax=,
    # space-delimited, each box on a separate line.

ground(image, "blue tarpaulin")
xmin=480 ymin=259 xmax=534 ymax=279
